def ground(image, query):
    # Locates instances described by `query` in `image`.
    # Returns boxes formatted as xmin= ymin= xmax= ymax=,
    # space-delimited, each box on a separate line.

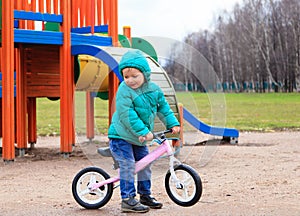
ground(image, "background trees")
xmin=165 ymin=0 xmax=300 ymax=92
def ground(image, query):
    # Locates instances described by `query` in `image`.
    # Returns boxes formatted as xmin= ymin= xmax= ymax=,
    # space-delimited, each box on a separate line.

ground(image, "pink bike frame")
xmin=90 ymin=138 xmax=177 ymax=191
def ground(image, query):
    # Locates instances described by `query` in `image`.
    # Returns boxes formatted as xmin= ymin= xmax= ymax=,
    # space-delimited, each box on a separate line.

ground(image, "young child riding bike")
xmin=108 ymin=49 xmax=180 ymax=213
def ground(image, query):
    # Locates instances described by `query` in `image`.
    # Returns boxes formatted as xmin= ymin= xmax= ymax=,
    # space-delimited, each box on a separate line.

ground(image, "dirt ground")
xmin=0 ymin=131 xmax=299 ymax=216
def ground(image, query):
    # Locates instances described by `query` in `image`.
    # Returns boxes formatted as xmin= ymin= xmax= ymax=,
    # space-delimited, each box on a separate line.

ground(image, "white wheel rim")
xmin=169 ymin=170 xmax=196 ymax=202
xmin=76 ymin=171 xmax=108 ymax=204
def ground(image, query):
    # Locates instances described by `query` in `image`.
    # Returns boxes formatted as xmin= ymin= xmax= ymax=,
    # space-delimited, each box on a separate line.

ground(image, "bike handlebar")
xmin=152 ymin=129 xmax=173 ymax=140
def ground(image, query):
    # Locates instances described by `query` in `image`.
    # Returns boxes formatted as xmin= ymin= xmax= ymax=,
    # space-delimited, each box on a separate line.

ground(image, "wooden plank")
xmin=14 ymin=10 xmax=63 ymax=23
xmin=71 ymin=33 xmax=112 ymax=46
xmin=27 ymin=80 xmax=60 ymax=86
xmin=71 ymin=25 xmax=108 ymax=34
xmin=27 ymin=72 xmax=60 ymax=77
xmin=23 ymin=44 xmax=61 ymax=98
xmin=14 ymin=29 xmax=63 ymax=45
xmin=27 ymin=86 xmax=60 ymax=97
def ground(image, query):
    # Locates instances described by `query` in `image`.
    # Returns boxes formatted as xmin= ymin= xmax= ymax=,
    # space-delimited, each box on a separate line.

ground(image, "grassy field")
xmin=176 ymin=92 xmax=300 ymax=132
xmin=36 ymin=92 xmax=109 ymax=136
xmin=36 ymin=92 xmax=300 ymax=136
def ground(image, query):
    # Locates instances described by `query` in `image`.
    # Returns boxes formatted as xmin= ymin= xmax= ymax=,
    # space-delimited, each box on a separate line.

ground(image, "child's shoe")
xmin=121 ymin=197 xmax=150 ymax=213
xmin=140 ymin=195 xmax=163 ymax=209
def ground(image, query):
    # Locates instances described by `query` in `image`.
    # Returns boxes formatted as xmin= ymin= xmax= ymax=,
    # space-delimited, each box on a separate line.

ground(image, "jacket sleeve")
xmin=156 ymin=88 xmax=180 ymax=129
xmin=116 ymin=85 xmax=150 ymax=136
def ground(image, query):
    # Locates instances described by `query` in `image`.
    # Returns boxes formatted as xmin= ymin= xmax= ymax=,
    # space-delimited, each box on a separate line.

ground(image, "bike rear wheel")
xmin=165 ymin=164 xmax=202 ymax=207
xmin=72 ymin=166 xmax=113 ymax=209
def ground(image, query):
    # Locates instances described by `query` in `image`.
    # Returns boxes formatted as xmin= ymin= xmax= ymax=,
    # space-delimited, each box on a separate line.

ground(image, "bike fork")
xmin=169 ymin=155 xmax=183 ymax=189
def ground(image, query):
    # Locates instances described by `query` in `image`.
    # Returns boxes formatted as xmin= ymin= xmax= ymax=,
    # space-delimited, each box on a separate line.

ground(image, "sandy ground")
xmin=0 ymin=131 xmax=299 ymax=216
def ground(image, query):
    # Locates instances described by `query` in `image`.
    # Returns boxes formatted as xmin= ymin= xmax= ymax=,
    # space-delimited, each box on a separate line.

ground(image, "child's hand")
xmin=139 ymin=132 xmax=153 ymax=143
xmin=138 ymin=136 xmax=145 ymax=143
xmin=171 ymin=126 xmax=180 ymax=134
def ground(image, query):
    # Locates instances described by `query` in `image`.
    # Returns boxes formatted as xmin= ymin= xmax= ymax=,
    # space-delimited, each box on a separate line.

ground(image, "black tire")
xmin=72 ymin=166 xmax=113 ymax=209
xmin=165 ymin=164 xmax=202 ymax=207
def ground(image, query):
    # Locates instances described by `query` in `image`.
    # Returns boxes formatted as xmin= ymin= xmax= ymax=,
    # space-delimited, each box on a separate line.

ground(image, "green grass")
xmin=36 ymin=98 xmax=60 ymax=136
xmin=37 ymin=92 xmax=109 ymax=136
xmin=176 ymin=92 xmax=300 ymax=132
xmin=36 ymin=92 xmax=300 ymax=136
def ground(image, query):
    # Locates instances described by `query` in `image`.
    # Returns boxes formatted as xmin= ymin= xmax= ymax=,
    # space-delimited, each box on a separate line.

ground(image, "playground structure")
xmin=0 ymin=0 xmax=239 ymax=162
xmin=0 ymin=0 xmax=119 ymax=162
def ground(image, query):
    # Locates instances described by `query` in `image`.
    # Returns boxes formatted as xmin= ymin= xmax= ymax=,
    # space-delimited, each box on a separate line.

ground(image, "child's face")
xmin=122 ymin=68 xmax=145 ymax=89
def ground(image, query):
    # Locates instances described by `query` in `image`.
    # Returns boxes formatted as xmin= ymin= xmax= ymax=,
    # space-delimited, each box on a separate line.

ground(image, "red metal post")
xmin=90 ymin=0 xmax=95 ymax=34
xmin=86 ymin=92 xmax=95 ymax=140
xmin=80 ymin=0 xmax=86 ymax=27
xmin=108 ymin=0 xmax=119 ymax=123
xmin=71 ymin=0 xmax=78 ymax=27
xmin=86 ymin=0 xmax=91 ymax=27
xmin=38 ymin=0 xmax=44 ymax=13
xmin=172 ymin=103 xmax=184 ymax=147
xmin=16 ymin=46 xmax=27 ymax=151
xmin=97 ymin=0 xmax=102 ymax=26
xmin=123 ymin=26 xmax=131 ymax=41
xmin=27 ymin=97 xmax=37 ymax=146
xmin=60 ymin=0 xmax=74 ymax=154
xmin=2 ymin=0 xmax=15 ymax=161
xmin=71 ymin=56 xmax=75 ymax=145
xmin=103 ymin=0 xmax=109 ymax=25
xmin=46 ymin=0 xmax=51 ymax=13
xmin=54 ymin=0 xmax=59 ymax=14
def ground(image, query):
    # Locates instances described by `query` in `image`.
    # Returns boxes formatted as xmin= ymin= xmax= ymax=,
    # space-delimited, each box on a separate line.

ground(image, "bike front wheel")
xmin=72 ymin=166 xmax=113 ymax=209
xmin=165 ymin=164 xmax=202 ymax=207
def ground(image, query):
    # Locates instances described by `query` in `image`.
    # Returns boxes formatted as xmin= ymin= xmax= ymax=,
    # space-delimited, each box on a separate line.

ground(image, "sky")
xmin=118 ymin=0 xmax=243 ymax=40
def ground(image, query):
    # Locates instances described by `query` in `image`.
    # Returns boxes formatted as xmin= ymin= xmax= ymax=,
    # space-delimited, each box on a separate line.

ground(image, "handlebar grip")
xmin=153 ymin=129 xmax=173 ymax=139
xmin=164 ymin=129 xmax=173 ymax=134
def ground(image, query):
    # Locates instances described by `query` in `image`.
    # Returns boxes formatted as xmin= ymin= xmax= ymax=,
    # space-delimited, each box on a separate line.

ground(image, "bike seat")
xmin=97 ymin=147 xmax=113 ymax=157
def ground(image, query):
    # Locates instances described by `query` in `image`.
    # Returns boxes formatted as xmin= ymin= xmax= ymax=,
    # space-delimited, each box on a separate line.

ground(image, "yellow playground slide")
xmin=76 ymin=55 xmax=109 ymax=98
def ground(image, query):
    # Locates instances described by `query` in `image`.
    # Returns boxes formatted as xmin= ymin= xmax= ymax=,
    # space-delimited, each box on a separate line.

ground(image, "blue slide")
xmin=183 ymin=107 xmax=239 ymax=139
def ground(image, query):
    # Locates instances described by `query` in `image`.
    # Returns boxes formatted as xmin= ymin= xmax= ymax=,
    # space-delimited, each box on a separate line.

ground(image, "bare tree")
xmin=165 ymin=0 xmax=300 ymax=93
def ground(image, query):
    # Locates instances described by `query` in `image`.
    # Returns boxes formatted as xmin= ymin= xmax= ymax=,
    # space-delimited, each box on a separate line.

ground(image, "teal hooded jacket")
xmin=108 ymin=50 xmax=179 ymax=146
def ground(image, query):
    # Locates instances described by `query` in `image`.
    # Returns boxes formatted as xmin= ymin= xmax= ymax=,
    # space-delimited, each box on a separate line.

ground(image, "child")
xmin=108 ymin=49 xmax=180 ymax=213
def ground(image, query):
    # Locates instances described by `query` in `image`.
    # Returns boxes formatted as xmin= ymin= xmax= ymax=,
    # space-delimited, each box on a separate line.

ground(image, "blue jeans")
xmin=109 ymin=138 xmax=151 ymax=199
